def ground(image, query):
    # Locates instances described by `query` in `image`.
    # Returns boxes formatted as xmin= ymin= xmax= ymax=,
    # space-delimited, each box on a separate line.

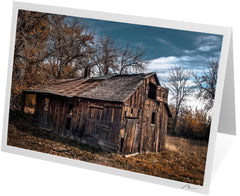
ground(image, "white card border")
xmin=1 ymin=1 xmax=232 ymax=194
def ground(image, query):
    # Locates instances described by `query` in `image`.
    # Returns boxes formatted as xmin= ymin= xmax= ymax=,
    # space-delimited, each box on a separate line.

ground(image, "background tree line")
xmin=167 ymin=60 xmax=218 ymax=141
xmin=167 ymin=105 xmax=211 ymax=140
xmin=11 ymin=10 xmax=146 ymax=110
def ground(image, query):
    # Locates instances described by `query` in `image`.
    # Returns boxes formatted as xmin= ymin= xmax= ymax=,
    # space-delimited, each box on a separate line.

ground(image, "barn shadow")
xmin=8 ymin=110 xmax=106 ymax=155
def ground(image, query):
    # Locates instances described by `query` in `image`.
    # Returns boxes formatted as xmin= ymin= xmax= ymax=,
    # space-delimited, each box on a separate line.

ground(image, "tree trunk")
xmin=104 ymin=66 xmax=109 ymax=75
xmin=83 ymin=67 xmax=90 ymax=78
xmin=172 ymin=107 xmax=179 ymax=135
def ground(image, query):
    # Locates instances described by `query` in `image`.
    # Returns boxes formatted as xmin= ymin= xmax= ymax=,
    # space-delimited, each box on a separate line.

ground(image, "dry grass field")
xmin=7 ymin=112 xmax=208 ymax=185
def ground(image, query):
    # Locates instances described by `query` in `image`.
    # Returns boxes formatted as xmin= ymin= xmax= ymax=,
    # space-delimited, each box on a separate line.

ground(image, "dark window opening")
xmin=44 ymin=98 xmax=49 ymax=111
xmin=120 ymin=138 xmax=124 ymax=152
xmin=151 ymin=112 xmax=156 ymax=124
xmin=130 ymin=108 xmax=133 ymax=114
xmin=66 ymin=117 xmax=71 ymax=131
xmin=138 ymin=145 xmax=141 ymax=152
xmin=148 ymin=82 xmax=157 ymax=100
xmin=125 ymin=109 xmax=139 ymax=119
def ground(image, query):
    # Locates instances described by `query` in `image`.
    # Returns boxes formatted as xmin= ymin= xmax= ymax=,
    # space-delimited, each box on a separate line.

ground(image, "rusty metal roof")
xmin=24 ymin=73 xmax=158 ymax=102
xmin=24 ymin=78 xmax=103 ymax=98
xmin=23 ymin=72 xmax=172 ymax=117
xmin=80 ymin=73 xmax=149 ymax=102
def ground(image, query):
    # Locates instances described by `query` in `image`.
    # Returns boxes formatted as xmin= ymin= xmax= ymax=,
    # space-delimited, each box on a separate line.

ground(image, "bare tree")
xmin=93 ymin=36 xmax=119 ymax=76
xmin=118 ymin=43 xmax=146 ymax=74
xmin=193 ymin=59 xmax=218 ymax=111
xmin=92 ymin=36 xmax=147 ymax=76
xmin=168 ymin=66 xmax=193 ymax=135
xmin=48 ymin=16 xmax=95 ymax=79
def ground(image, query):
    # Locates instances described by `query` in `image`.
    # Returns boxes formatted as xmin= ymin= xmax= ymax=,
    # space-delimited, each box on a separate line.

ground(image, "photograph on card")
xmin=7 ymin=9 xmax=223 ymax=185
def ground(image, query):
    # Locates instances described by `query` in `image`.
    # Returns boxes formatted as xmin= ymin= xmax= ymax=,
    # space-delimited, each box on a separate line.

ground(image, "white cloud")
xmin=147 ymin=55 xmax=206 ymax=74
xmin=147 ymin=56 xmax=177 ymax=73
xmin=167 ymin=91 xmax=205 ymax=110
xmin=146 ymin=55 xmax=211 ymax=110
xmin=198 ymin=45 xmax=214 ymax=52
xmin=196 ymin=35 xmax=221 ymax=45
xmin=183 ymin=49 xmax=196 ymax=54
xmin=196 ymin=35 xmax=222 ymax=52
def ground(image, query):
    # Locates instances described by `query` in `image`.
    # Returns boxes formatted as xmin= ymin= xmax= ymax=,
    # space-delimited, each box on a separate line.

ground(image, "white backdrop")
xmin=0 ymin=0 xmax=239 ymax=195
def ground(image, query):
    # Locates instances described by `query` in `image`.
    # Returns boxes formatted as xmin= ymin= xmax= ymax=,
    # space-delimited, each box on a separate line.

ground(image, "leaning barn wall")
xmin=121 ymin=79 xmax=146 ymax=154
xmin=121 ymin=75 xmax=169 ymax=154
xmin=77 ymin=99 xmax=123 ymax=152
xmin=35 ymin=94 xmax=71 ymax=137
xmin=35 ymin=94 xmax=124 ymax=152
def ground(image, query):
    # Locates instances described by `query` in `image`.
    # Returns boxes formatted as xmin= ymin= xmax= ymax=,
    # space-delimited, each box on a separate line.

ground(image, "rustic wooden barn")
xmin=23 ymin=72 xmax=171 ymax=154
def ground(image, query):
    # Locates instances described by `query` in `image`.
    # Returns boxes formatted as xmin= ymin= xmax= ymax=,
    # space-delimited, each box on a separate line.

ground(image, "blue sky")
xmin=75 ymin=17 xmax=223 ymax=108
xmin=79 ymin=17 xmax=223 ymax=79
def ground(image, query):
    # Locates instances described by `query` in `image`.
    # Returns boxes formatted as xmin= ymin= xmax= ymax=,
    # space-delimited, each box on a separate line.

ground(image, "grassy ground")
xmin=7 ymin=112 xmax=208 ymax=185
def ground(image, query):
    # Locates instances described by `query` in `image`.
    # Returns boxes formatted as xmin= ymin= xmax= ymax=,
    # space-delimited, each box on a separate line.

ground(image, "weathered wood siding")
xmin=32 ymin=74 xmax=170 ymax=155
xmin=35 ymin=94 xmax=72 ymax=137
xmin=120 ymin=75 xmax=169 ymax=154
xmin=83 ymin=100 xmax=123 ymax=151
xmin=120 ymin=79 xmax=146 ymax=154
xmin=34 ymin=94 xmax=123 ymax=152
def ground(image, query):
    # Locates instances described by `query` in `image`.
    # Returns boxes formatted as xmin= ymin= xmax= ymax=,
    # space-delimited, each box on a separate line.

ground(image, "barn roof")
xmin=24 ymin=78 xmax=103 ymax=98
xmin=80 ymin=73 xmax=155 ymax=102
xmin=24 ymin=72 xmax=164 ymax=102
xmin=24 ymin=72 xmax=172 ymax=117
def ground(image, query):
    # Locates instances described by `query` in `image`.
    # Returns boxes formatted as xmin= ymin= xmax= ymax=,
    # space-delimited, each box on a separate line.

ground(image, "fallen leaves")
xmin=7 ymin=118 xmax=207 ymax=185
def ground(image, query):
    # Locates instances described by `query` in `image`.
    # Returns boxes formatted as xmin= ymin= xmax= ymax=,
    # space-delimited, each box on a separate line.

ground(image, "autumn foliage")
xmin=11 ymin=10 xmax=146 ymax=110
xmin=168 ymin=105 xmax=211 ymax=140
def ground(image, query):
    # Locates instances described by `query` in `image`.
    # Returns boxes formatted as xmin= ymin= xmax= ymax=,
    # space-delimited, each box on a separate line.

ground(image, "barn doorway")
xmin=64 ymin=103 xmax=73 ymax=137
xmin=148 ymin=82 xmax=157 ymax=100
xmin=122 ymin=119 xmax=139 ymax=154
xmin=65 ymin=117 xmax=71 ymax=136
xmin=42 ymin=98 xmax=50 ymax=129
xmin=120 ymin=138 xmax=124 ymax=152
